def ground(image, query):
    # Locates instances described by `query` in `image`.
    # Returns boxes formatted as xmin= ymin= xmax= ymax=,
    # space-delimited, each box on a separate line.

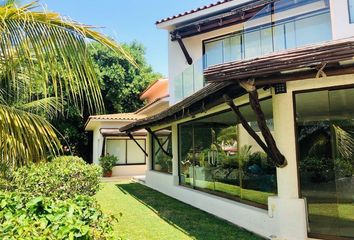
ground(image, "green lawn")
xmin=95 ymin=181 xmax=263 ymax=240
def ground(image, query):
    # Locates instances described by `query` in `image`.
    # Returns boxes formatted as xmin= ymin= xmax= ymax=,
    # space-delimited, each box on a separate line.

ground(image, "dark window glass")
xmin=152 ymin=128 xmax=173 ymax=174
xmin=179 ymin=99 xmax=277 ymax=207
xmin=296 ymin=88 xmax=354 ymax=238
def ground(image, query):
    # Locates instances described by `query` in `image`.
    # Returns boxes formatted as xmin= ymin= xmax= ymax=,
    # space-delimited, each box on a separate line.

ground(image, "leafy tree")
xmin=51 ymin=42 xmax=162 ymax=161
xmin=0 ymin=1 xmax=133 ymax=167
xmin=90 ymin=41 xmax=162 ymax=113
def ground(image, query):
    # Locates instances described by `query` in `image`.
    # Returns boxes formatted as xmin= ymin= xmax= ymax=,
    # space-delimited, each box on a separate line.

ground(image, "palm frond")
xmin=0 ymin=1 xmax=135 ymax=114
xmin=0 ymin=103 xmax=61 ymax=167
xmin=17 ymin=97 xmax=64 ymax=119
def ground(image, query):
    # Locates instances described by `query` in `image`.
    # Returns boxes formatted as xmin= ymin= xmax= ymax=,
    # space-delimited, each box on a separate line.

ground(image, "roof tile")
xmin=156 ymin=0 xmax=233 ymax=25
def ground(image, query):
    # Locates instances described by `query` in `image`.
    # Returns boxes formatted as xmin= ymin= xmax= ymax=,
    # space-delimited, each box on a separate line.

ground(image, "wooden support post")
xmin=175 ymin=34 xmax=193 ymax=65
xmin=146 ymin=128 xmax=173 ymax=158
xmin=223 ymin=94 xmax=273 ymax=159
xmin=127 ymin=132 xmax=148 ymax=157
xmin=241 ymin=80 xmax=287 ymax=167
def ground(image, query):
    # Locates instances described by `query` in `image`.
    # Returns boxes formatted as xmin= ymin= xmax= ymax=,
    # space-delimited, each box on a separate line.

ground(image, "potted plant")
xmin=99 ymin=155 xmax=118 ymax=177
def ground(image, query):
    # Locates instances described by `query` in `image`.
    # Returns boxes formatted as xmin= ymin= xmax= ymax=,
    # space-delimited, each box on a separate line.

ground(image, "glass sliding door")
xmin=295 ymin=87 xmax=354 ymax=239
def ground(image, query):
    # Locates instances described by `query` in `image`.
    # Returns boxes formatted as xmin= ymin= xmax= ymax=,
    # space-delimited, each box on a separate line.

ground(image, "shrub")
xmin=0 ymin=191 xmax=115 ymax=239
xmin=11 ymin=156 xmax=102 ymax=200
xmin=99 ymin=155 xmax=118 ymax=175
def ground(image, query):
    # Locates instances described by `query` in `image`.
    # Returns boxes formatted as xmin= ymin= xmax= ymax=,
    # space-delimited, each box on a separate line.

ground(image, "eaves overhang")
xmin=120 ymin=38 xmax=354 ymax=133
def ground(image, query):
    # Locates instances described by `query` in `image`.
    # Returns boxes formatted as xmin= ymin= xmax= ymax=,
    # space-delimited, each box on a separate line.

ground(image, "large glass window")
xmin=203 ymin=2 xmax=331 ymax=68
xmin=295 ymin=87 xmax=354 ymax=239
xmin=152 ymin=128 xmax=173 ymax=174
xmin=179 ymin=98 xmax=277 ymax=207
xmin=106 ymin=139 xmax=146 ymax=165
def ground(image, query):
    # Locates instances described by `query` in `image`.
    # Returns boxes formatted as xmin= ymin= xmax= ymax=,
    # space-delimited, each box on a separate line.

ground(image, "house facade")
xmin=120 ymin=1 xmax=354 ymax=239
xmin=85 ymin=79 xmax=169 ymax=177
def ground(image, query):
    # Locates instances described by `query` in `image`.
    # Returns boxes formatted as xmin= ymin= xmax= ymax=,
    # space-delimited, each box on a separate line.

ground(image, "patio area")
xmin=95 ymin=180 xmax=263 ymax=240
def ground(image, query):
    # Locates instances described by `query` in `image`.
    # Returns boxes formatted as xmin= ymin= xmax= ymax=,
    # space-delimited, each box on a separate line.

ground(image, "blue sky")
xmin=39 ymin=0 xmax=218 ymax=77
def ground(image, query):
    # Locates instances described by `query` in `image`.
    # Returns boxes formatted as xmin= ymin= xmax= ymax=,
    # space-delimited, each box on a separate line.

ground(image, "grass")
xmin=95 ymin=181 xmax=264 ymax=240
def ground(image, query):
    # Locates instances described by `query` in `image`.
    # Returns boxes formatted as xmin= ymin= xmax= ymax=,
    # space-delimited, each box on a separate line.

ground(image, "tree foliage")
xmin=0 ymin=1 xmax=132 ymax=167
xmin=90 ymin=41 xmax=162 ymax=113
xmin=52 ymin=42 xmax=162 ymax=161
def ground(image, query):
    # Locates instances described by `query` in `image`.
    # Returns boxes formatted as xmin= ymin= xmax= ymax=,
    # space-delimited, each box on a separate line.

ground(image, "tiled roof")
xmin=135 ymin=94 xmax=169 ymax=114
xmin=88 ymin=113 xmax=146 ymax=121
xmin=156 ymin=0 xmax=233 ymax=25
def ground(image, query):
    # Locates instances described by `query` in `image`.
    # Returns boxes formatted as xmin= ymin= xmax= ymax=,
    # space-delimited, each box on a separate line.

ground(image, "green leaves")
xmin=0 ymin=192 xmax=116 ymax=239
xmin=10 ymin=156 xmax=102 ymax=200
xmin=99 ymin=155 xmax=118 ymax=175
xmin=90 ymin=42 xmax=161 ymax=114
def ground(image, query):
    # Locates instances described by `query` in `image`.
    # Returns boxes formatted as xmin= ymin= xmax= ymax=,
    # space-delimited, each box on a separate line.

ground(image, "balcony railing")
xmin=173 ymin=0 xmax=332 ymax=103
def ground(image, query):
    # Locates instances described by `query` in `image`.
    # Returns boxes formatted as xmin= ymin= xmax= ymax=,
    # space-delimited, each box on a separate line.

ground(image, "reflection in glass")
xmin=296 ymin=88 xmax=354 ymax=239
xmin=179 ymin=99 xmax=277 ymax=207
xmin=152 ymin=128 xmax=173 ymax=174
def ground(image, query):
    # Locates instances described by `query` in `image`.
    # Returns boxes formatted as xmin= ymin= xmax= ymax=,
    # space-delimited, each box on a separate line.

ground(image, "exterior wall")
xmin=330 ymin=0 xmax=354 ymax=39
xmin=144 ymin=74 xmax=354 ymax=240
xmin=112 ymin=165 xmax=146 ymax=177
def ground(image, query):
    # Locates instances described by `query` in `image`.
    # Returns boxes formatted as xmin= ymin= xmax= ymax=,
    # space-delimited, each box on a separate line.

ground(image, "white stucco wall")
xmin=144 ymin=74 xmax=354 ymax=240
xmin=330 ymin=0 xmax=354 ymax=39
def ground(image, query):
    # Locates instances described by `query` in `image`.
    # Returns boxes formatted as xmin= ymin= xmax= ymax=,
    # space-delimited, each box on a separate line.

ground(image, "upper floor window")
xmin=204 ymin=1 xmax=332 ymax=68
xmin=349 ymin=0 xmax=354 ymax=23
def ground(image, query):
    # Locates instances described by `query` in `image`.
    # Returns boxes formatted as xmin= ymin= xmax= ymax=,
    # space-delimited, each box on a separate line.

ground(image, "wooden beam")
xmin=101 ymin=136 xmax=106 ymax=157
xmin=223 ymin=94 xmax=273 ymax=158
xmin=224 ymin=85 xmax=287 ymax=168
xmin=241 ymin=80 xmax=287 ymax=168
xmin=146 ymin=128 xmax=173 ymax=158
xmin=127 ymin=132 xmax=148 ymax=157
xmin=175 ymin=35 xmax=193 ymax=65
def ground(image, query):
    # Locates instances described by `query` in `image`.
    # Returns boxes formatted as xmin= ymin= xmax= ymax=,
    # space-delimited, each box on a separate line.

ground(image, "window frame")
xmin=105 ymin=138 xmax=147 ymax=166
xmin=202 ymin=8 xmax=331 ymax=68
xmin=177 ymin=96 xmax=275 ymax=210
xmin=151 ymin=127 xmax=173 ymax=174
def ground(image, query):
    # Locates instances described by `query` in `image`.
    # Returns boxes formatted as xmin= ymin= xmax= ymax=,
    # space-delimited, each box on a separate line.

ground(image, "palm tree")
xmin=0 ymin=1 xmax=134 ymax=167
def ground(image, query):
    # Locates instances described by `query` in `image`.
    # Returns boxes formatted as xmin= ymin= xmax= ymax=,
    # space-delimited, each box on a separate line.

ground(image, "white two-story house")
xmin=121 ymin=1 xmax=354 ymax=239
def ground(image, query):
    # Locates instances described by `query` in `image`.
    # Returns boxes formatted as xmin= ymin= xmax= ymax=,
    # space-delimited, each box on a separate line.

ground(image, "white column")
xmin=146 ymin=132 xmax=152 ymax=171
xmin=270 ymin=89 xmax=308 ymax=240
xmin=171 ymin=124 xmax=180 ymax=185
xmin=92 ymin=128 xmax=103 ymax=165
xmin=273 ymin=91 xmax=299 ymax=199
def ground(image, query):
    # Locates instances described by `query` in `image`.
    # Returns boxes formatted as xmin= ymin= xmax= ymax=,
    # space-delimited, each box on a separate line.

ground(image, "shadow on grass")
xmin=116 ymin=183 xmax=263 ymax=240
